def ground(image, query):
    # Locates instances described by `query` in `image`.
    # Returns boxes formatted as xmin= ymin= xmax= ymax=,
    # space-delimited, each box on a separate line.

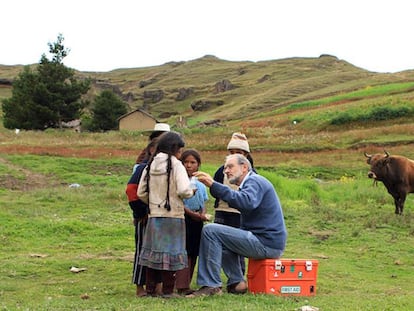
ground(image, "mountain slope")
xmin=73 ymin=55 xmax=414 ymax=125
xmin=2 ymin=54 xmax=414 ymax=132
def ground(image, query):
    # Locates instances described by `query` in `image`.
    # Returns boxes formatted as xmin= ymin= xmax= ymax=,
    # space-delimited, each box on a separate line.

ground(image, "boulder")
xmin=191 ymin=100 xmax=224 ymax=111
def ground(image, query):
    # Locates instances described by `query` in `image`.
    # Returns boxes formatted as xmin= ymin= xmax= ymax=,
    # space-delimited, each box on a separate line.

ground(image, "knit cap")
xmin=226 ymin=132 xmax=250 ymax=153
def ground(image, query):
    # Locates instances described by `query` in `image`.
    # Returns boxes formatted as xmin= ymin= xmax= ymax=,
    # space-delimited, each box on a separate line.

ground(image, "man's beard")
xmin=228 ymin=171 xmax=242 ymax=185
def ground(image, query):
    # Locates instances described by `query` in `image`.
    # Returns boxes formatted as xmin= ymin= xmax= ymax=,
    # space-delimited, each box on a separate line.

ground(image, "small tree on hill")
xmin=88 ymin=90 xmax=128 ymax=131
xmin=2 ymin=34 xmax=90 ymax=130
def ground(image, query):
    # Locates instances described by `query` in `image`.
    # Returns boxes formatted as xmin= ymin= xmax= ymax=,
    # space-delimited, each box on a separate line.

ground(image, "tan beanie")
xmin=227 ymin=132 xmax=250 ymax=153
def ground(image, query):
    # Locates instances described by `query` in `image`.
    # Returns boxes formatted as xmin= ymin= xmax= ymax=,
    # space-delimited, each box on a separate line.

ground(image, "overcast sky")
xmin=2 ymin=0 xmax=414 ymax=73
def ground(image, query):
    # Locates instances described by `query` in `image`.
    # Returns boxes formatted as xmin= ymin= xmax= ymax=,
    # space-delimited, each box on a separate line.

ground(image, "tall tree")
xmin=2 ymin=34 xmax=90 ymax=130
xmin=89 ymin=90 xmax=128 ymax=131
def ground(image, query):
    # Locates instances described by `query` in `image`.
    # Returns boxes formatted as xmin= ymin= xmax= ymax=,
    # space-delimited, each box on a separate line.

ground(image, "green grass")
xmin=1 ymin=154 xmax=414 ymax=310
xmin=2 ymin=56 xmax=414 ymax=310
xmin=282 ymin=82 xmax=414 ymax=112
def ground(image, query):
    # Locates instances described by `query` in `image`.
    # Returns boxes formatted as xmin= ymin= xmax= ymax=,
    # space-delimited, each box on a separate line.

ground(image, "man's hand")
xmin=193 ymin=171 xmax=214 ymax=187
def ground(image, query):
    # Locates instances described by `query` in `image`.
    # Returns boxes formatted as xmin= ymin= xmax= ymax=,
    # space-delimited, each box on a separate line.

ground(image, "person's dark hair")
xmin=156 ymin=131 xmax=185 ymax=155
xmin=181 ymin=149 xmax=201 ymax=166
xmin=135 ymin=129 xmax=169 ymax=163
xmin=144 ymin=131 xmax=185 ymax=211
xmin=149 ymin=130 xmax=166 ymax=141
xmin=142 ymin=138 xmax=159 ymax=162
xmin=135 ymin=137 xmax=159 ymax=164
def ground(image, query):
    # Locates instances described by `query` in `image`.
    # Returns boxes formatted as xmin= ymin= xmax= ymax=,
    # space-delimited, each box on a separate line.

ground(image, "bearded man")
xmin=187 ymin=153 xmax=287 ymax=297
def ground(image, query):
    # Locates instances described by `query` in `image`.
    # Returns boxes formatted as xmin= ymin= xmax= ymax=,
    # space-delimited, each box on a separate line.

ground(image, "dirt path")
xmin=0 ymin=156 xmax=56 ymax=191
xmin=0 ymin=145 xmax=137 ymax=159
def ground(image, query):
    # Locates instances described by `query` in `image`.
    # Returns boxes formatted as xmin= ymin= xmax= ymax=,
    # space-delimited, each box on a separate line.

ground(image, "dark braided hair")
xmin=144 ymin=131 xmax=185 ymax=211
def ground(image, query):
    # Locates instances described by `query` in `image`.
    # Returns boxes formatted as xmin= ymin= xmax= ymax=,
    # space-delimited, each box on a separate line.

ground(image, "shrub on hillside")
xmin=330 ymin=105 xmax=413 ymax=125
xmin=369 ymin=106 xmax=410 ymax=121
xmin=330 ymin=112 xmax=353 ymax=125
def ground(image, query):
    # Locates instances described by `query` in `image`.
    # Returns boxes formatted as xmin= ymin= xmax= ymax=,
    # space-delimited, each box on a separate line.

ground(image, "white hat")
xmin=227 ymin=132 xmax=250 ymax=153
xmin=153 ymin=123 xmax=170 ymax=132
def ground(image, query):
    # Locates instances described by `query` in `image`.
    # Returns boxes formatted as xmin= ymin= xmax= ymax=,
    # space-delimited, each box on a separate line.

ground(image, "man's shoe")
xmin=186 ymin=286 xmax=222 ymax=297
xmin=227 ymin=281 xmax=248 ymax=294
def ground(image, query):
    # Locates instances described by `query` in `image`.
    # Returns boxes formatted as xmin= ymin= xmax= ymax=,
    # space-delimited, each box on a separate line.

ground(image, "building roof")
xmin=117 ymin=108 xmax=158 ymax=121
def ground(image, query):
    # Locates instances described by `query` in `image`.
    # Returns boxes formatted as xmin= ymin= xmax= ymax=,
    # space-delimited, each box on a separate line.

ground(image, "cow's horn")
xmin=364 ymin=152 xmax=372 ymax=158
xmin=384 ymin=150 xmax=390 ymax=157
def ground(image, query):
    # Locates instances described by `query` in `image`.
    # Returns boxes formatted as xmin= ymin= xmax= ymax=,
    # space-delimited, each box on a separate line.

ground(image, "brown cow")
xmin=365 ymin=151 xmax=414 ymax=215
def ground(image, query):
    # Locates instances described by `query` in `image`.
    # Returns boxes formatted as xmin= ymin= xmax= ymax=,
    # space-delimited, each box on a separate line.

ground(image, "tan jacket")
xmin=138 ymin=152 xmax=193 ymax=219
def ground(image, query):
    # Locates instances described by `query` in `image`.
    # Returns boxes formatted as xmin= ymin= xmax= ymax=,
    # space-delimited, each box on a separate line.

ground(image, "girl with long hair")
xmin=137 ymin=131 xmax=194 ymax=298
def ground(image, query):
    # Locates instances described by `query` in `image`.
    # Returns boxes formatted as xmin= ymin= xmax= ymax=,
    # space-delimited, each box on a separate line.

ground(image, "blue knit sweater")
xmin=210 ymin=172 xmax=287 ymax=250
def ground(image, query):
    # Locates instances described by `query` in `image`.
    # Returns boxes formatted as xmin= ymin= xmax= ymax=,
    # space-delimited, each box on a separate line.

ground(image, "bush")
xmin=330 ymin=112 xmax=353 ymax=125
xmin=330 ymin=105 xmax=413 ymax=125
xmin=370 ymin=106 xmax=410 ymax=121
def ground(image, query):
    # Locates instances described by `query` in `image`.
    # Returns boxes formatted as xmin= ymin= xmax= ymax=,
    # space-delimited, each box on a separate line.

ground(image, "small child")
xmin=175 ymin=149 xmax=210 ymax=295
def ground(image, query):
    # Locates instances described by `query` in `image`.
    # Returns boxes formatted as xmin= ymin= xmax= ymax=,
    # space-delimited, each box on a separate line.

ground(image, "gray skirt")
xmin=139 ymin=217 xmax=188 ymax=271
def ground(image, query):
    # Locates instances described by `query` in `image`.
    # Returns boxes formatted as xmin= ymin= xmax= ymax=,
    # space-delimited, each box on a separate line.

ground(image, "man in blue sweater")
xmin=188 ymin=153 xmax=287 ymax=297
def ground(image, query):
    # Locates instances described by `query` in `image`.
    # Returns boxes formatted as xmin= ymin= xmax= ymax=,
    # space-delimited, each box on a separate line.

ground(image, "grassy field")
xmin=1 ymin=131 xmax=414 ymax=310
xmin=1 ymin=56 xmax=414 ymax=310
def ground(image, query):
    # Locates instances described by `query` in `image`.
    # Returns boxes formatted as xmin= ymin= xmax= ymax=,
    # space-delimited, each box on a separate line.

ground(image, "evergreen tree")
xmin=2 ymin=67 xmax=52 ymax=129
xmin=90 ymin=90 xmax=128 ymax=131
xmin=2 ymin=34 xmax=90 ymax=130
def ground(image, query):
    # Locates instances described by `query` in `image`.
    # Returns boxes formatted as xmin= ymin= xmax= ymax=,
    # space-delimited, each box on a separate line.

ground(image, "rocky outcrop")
xmin=122 ymin=92 xmax=135 ymax=103
xmin=139 ymin=78 xmax=157 ymax=88
xmin=143 ymin=89 xmax=164 ymax=103
xmin=191 ymin=100 xmax=224 ymax=111
xmin=201 ymin=119 xmax=221 ymax=126
xmin=176 ymin=87 xmax=194 ymax=101
xmin=214 ymin=79 xmax=235 ymax=93
xmin=93 ymin=80 xmax=123 ymax=96
xmin=258 ymin=74 xmax=271 ymax=83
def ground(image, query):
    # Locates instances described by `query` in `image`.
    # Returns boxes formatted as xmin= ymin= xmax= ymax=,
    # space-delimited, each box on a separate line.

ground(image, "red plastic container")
xmin=247 ymin=258 xmax=319 ymax=296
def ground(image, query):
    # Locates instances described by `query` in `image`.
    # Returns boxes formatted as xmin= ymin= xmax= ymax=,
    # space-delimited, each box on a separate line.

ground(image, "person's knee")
xmin=202 ymin=223 xmax=221 ymax=239
xmin=202 ymin=223 xmax=214 ymax=235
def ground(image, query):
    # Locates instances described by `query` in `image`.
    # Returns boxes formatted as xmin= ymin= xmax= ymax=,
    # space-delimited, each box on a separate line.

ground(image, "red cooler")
xmin=247 ymin=258 xmax=319 ymax=296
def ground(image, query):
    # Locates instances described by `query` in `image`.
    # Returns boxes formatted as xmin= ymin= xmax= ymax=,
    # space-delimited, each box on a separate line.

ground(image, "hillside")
xmin=79 ymin=55 xmax=414 ymax=126
xmin=1 ymin=55 xmax=414 ymax=156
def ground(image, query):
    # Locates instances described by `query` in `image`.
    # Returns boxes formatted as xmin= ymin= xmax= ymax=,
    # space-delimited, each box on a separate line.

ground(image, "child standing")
xmin=175 ymin=149 xmax=209 ymax=295
xmin=137 ymin=131 xmax=194 ymax=298
xmin=125 ymin=139 xmax=159 ymax=297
